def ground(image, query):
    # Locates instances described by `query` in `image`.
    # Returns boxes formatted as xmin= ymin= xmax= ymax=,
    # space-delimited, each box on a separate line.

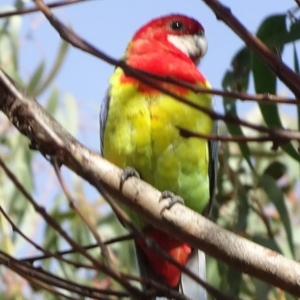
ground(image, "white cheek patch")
xmin=167 ymin=34 xmax=208 ymax=61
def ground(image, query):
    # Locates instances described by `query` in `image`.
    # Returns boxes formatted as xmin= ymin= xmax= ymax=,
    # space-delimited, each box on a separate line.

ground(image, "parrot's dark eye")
xmin=198 ymin=29 xmax=204 ymax=36
xmin=170 ymin=20 xmax=184 ymax=31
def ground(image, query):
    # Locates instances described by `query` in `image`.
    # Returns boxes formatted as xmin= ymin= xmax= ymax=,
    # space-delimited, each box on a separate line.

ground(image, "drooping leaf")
xmin=273 ymin=21 xmax=300 ymax=45
xmin=259 ymin=174 xmax=294 ymax=257
xmin=27 ymin=61 xmax=45 ymax=95
xmin=252 ymin=235 xmax=282 ymax=254
xmin=227 ymin=268 xmax=242 ymax=296
xmin=45 ymin=86 xmax=60 ymax=115
xmin=35 ymin=41 xmax=69 ymax=96
xmin=252 ymin=14 xmax=300 ymax=162
xmin=64 ymin=93 xmax=78 ymax=136
xmin=293 ymin=43 xmax=300 ymax=132
xmin=252 ymin=278 xmax=272 ymax=300
xmin=263 ymin=161 xmax=287 ymax=181
xmin=222 ymin=47 xmax=254 ymax=171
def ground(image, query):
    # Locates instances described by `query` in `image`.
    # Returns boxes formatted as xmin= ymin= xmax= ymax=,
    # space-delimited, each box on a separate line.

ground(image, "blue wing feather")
xmin=99 ymin=92 xmax=110 ymax=155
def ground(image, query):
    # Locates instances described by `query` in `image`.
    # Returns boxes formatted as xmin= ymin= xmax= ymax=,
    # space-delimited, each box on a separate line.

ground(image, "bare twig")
xmin=201 ymin=0 xmax=300 ymax=98
xmin=20 ymin=276 xmax=82 ymax=300
xmin=0 ymin=206 xmax=93 ymax=270
xmin=51 ymin=157 xmax=115 ymax=268
xmin=20 ymin=234 xmax=134 ymax=263
xmin=0 ymin=0 xmax=91 ymax=18
xmin=0 ymin=156 xmax=143 ymax=298
xmin=0 ymin=250 xmax=129 ymax=299
xmin=294 ymin=0 xmax=300 ymax=8
xmin=179 ymin=127 xmax=289 ymax=145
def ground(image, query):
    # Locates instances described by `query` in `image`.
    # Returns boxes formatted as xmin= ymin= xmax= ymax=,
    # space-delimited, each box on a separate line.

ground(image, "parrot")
xmin=100 ymin=14 xmax=217 ymax=299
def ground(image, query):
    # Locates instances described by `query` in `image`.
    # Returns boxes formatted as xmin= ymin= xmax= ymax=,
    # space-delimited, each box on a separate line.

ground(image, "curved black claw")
xmin=160 ymin=190 xmax=184 ymax=211
xmin=120 ymin=166 xmax=140 ymax=190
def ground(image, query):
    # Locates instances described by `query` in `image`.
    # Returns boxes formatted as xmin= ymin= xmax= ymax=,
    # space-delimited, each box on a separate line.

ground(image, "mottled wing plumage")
xmin=204 ymin=121 xmax=218 ymax=216
xmin=99 ymin=93 xmax=110 ymax=155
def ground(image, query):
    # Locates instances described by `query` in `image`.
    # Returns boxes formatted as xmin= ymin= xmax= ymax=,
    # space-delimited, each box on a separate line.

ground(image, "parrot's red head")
xmin=127 ymin=14 xmax=207 ymax=65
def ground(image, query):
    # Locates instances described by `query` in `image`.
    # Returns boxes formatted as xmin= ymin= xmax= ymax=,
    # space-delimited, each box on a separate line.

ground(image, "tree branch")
xmin=0 ymin=66 xmax=299 ymax=296
xmin=0 ymin=0 xmax=91 ymax=18
xmin=201 ymin=0 xmax=300 ymax=97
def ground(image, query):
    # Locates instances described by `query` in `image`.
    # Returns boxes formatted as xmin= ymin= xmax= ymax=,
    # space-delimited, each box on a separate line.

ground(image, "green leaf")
xmin=207 ymin=258 xmax=222 ymax=290
xmin=35 ymin=41 xmax=69 ymax=96
xmin=27 ymin=61 xmax=45 ymax=95
xmin=235 ymin=187 xmax=249 ymax=232
xmin=252 ymin=15 xmax=284 ymax=124
xmin=252 ymin=14 xmax=300 ymax=162
xmin=263 ymin=161 xmax=286 ymax=181
xmin=259 ymin=174 xmax=294 ymax=257
xmin=252 ymin=278 xmax=272 ymax=300
xmin=227 ymin=268 xmax=242 ymax=295
xmin=222 ymin=47 xmax=254 ymax=171
xmin=45 ymin=87 xmax=60 ymax=115
xmin=64 ymin=93 xmax=78 ymax=136
xmin=273 ymin=21 xmax=300 ymax=46
xmin=293 ymin=43 xmax=300 ymax=132
xmin=252 ymin=235 xmax=282 ymax=254
xmin=7 ymin=12 xmax=22 ymax=71
xmin=223 ymin=47 xmax=251 ymax=92
xmin=256 ymin=15 xmax=287 ymax=46
xmin=7 ymin=135 xmax=34 ymax=229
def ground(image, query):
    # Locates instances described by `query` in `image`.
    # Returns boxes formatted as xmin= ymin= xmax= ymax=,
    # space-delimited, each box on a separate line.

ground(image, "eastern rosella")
xmin=100 ymin=14 xmax=217 ymax=299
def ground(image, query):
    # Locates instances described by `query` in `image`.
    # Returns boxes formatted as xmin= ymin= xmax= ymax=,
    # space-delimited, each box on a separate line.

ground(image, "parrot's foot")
xmin=119 ymin=166 xmax=140 ymax=189
xmin=160 ymin=191 xmax=184 ymax=210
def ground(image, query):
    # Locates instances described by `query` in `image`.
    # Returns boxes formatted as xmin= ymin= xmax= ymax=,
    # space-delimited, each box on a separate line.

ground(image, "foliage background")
xmin=0 ymin=0 xmax=299 ymax=299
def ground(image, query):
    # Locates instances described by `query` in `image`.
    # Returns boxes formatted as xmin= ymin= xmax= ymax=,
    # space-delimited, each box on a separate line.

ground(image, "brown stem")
xmin=201 ymin=0 xmax=300 ymax=98
xmin=0 ymin=0 xmax=91 ymax=18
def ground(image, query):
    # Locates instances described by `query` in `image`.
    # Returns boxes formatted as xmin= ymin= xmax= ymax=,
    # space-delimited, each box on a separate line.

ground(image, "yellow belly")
xmin=103 ymin=68 xmax=213 ymax=226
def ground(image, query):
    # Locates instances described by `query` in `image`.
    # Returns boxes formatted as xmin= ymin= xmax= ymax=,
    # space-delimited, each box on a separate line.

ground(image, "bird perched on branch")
xmin=100 ymin=14 xmax=217 ymax=299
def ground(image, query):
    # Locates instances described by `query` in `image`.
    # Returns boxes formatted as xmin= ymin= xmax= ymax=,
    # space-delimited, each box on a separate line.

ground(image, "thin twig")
xmin=201 ymin=0 xmax=300 ymax=98
xmin=51 ymin=157 xmax=116 ymax=268
xmin=179 ymin=128 xmax=289 ymax=144
xmin=250 ymin=195 xmax=275 ymax=240
xmin=20 ymin=234 xmax=134 ymax=263
xmin=0 ymin=250 xmax=128 ymax=299
xmin=0 ymin=156 xmax=143 ymax=298
xmin=0 ymin=0 xmax=91 ymax=18
xmin=0 ymin=206 xmax=94 ymax=270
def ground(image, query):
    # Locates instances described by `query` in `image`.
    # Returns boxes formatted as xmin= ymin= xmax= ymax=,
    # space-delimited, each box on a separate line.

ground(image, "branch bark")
xmin=0 ymin=70 xmax=300 ymax=296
